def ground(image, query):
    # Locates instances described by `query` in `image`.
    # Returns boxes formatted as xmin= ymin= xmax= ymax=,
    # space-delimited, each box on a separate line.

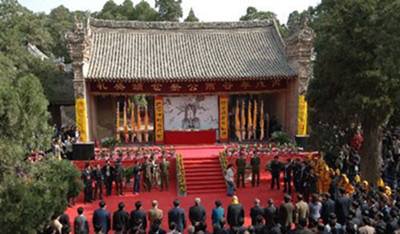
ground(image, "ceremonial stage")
xmin=67 ymin=144 xmax=315 ymax=232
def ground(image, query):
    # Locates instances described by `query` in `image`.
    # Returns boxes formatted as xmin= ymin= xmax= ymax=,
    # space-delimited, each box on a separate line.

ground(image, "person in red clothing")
xmin=350 ymin=131 xmax=363 ymax=154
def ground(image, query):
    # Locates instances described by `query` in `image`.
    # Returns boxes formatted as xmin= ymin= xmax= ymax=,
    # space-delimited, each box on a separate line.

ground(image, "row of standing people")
xmin=81 ymin=156 xmax=170 ymax=204
xmin=231 ymin=155 xmax=318 ymax=201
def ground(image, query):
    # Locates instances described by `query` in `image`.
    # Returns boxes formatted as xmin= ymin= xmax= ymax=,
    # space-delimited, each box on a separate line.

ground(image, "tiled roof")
xmin=85 ymin=19 xmax=297 ymax=81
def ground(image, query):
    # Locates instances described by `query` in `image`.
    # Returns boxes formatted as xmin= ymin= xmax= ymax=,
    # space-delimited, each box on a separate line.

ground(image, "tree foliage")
xmin=307 ymin=0 xmax=400 ymax=184
xmin=0 ymin=1 xmax=83 ymax=232
xmin=240 ymin=6 xmax=289 ymax=37
xmin=155 ymin=0 xmax=182 ymax=21
xmin=184 ymin=8 xmax=199 ymax=22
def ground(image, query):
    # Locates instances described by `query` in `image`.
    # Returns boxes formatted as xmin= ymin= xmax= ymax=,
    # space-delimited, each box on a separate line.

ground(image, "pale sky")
xmin=19 ymin=0 xmax=320 ymax=24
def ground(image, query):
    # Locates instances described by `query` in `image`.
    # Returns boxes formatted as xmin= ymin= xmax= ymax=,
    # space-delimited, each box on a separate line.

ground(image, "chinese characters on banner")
xmin=219 ymin=95 xmax=229 ymax=142
xmin=75 ymin=98 xmax=88 ymax=142
xmin=297 ymin=95 xmax=308 ymax=135
xmin=154 ymin=97 xmax=164 ymax=144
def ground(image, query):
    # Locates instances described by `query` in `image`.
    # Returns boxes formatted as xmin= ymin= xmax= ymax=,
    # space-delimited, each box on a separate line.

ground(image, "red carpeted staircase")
xmin=183 ymin=156 xmax=226 ymax=195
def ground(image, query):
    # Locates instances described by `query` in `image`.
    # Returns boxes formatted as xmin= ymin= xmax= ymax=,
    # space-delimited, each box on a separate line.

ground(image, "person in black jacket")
xmin=114 ymin=161 xmax=125 ymax=196
xmin=102 ymin=161 xmax=114 ymax=196
xmin=59 ymin=213 xmax=70 ymax=234
xmin=189 ymin=198 xmax=206 ymax=226
xmin=270 ymin=156 xmax=282 ymax=190
xmin=168 ymin=199 xmax=187 ymax=232
xmin=113 ymin=202 xmax=129 ymax=234
xmin=93 ymin=164 xmax=104 ymax=200
xmin=250 ymin=198 xmax=264 ymax=226
xmin=283 ymin=159 xmax=294 ymax=195
xmin=251 ymin=153 xmax=261 ymax=187
xmin=93 ymin=201 xmax=111 ymax=234
xmin=321 ymin=192 xmax=335 ymax=225
xmin=335 ymin=188 xmax=351 ymax=225
xmin=264 ymin=198 xmax=278 ymax=228
xmin=82 ymin=164 xmax=93 ymax=203
xmin=227 ymin=195 xmax=245 ymax=228
xmin=130 ymin=201 xmax=147 ymax=232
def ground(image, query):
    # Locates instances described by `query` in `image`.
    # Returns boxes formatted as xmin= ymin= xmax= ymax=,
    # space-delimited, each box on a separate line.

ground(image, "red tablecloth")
xmin=164 ymin=130 xmax=217 ymax=145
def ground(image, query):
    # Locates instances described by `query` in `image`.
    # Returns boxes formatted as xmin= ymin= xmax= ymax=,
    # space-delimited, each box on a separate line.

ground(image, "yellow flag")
xmin=260 ymin=100 xmax=264 ymax=141
xmin=116 ymin=102 xmax=120 ymax=140
xmin=253 ymin=100 xmax=257 ymax=138
xmin=247 ymin=100 xmax=252 ymax=140
xmin=137 ymin=105 xmax=142 ymax=142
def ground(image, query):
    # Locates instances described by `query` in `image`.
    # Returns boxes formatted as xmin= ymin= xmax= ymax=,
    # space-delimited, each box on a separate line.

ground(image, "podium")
xmin=72 ymin=142 xmax=95 ymax=160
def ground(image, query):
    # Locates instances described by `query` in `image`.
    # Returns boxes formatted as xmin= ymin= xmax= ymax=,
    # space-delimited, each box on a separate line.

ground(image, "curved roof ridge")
xmin=90 ymin=18 xmax=275 ymax=30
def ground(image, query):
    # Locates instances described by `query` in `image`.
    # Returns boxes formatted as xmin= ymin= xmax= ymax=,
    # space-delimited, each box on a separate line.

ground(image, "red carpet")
xmin=184 ymin=156 xmax=226 ymax=194
xmin=67 ymin=145 xmax=312 ymax=233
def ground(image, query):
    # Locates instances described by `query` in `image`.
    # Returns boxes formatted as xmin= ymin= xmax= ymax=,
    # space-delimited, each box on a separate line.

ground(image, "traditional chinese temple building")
xmin=66 ymin=18 xmax=313 ymax=145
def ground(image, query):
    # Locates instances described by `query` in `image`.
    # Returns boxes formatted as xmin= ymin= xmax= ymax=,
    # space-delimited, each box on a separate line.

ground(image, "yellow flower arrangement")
xmin=176 ymin=154 xmax=187 ymax=195
xmin=219 ymin=151 xmax=228 ymax=174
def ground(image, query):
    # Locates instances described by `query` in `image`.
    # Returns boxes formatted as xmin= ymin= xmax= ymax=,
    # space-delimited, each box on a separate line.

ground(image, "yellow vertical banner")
xmin=219 ymin=95 xmax=229 ymax=142
xmin=75 ymin=98 xmax=88 ymax=142
xmin=298 ymin=95 xmax=308 ymax=135
xmin=155 ymin=97 xmax=164 ymax=144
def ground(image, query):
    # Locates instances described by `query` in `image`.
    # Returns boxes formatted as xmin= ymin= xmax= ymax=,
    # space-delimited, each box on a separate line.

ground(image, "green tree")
xmin=134 ymin=0 xmax=159 ymax=21
xmin=97 ymin=0 xmax=122 ymax=20
xmin=184 ymin=8 xmax=199 ymax=22
xmin=307 ymin=0 xmax=400 ymax=184
xmin=240 ymin=6 xmax=288 ymax=37
xmin=155 ymin=0 xmax=183 ymax=21
xmin=46 ymin=5 xmax=76 ymax=62
xmin=240 ymin=6 xmax=275 ymax=21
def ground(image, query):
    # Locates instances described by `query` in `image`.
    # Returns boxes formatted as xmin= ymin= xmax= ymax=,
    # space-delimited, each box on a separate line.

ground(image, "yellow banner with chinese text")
xmin=75 ymin=98 xmax=88 ymax=142
xmin=219 ymin=95 xmax=229 ymax=142
xmin=155 ymin=97 xmax=164 ymax=144
xmin=298 ymin=95 xmax=308 ymax=135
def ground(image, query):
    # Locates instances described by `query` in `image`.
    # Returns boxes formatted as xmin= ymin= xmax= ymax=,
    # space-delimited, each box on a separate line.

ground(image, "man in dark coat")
xmin=113 ymin=202 xmax=129 ymax=234
xmin=236 ymin=153 xmax=246 ymax=188
xmin=160 ymin=156 xmax=170 ymax=191
xmin=133 ymin=161 xmax=141 ymax=194
xmin=264 ymin=198 xmax=278 ymax=227
xmin=270 ymin=156 xmax=282 ymax=190
xmin=102 ymin=160 xmax=114 ymax=196
xmin=130 ymin=201 xmax=147 ymax=232
xmin=227 ymin=195 xmax=245 ymax=228
xmin=92 ymin=201 xmax=111 ymax=234
xmin=74 ymin=207 xmax=89 ymax=234
xmin=329 ymin=175 xmax=340 ymax=200
xmin=250 ymin=153 xmax=261 ymax=187
xmin=283 ymin=159 xmax=293 ymax=195
xmin=302 ymin=168 xmax=318 ymax=202
xmin=321 ymin=192 xmax=335 ymax=225
xmin=189 ymin=197 xmax=206 ymax=226
xmin=168 ymin=199 xmax=186 ymax=232
xmin=279 ymin=194 xmax=295 ymax=231
xmin=334 ymin=187 xmax=351 ymax=225
xmin=93 ymin=164 xmax=104 ymax=200
xmin=59 ymin=213 xmax=70 ymax=234
xmin=82 ymin=163 xmax=92 ymax=203
xmin=142 ymin=157 xmax=152 ymax=192
xmin=250 ymin=198 xmax=264 ymax=226
xmin=293 ymin=159 xmax=304 ymax=193
xmin=114 ymin=161 xmax=125 ymax=196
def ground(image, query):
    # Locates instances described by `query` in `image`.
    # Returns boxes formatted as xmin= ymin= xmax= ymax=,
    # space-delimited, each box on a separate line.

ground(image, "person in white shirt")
xmin=225 ymin=164 xmax=235 ymax=196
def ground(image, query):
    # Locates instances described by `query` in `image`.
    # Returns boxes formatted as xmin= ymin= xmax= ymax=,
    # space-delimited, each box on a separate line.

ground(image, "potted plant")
xmin=101 ymin=137 xmax=119 ymax=157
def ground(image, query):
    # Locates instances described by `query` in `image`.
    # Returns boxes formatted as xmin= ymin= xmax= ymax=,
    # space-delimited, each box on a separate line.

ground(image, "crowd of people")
xmin=80 ymin=156 xmax=170 ymax=204
xmin=52 ymin=125 xmax=81 ymax=160
xmin=44 ymin=127 xmax=400 ymax=234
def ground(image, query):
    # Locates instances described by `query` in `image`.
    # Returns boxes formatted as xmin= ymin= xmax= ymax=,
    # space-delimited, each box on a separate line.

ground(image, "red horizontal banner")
xmin=90 ymin=79 xmax=288 ymax=94
xmin=164 ymin=130 xmax=217 ymax=145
